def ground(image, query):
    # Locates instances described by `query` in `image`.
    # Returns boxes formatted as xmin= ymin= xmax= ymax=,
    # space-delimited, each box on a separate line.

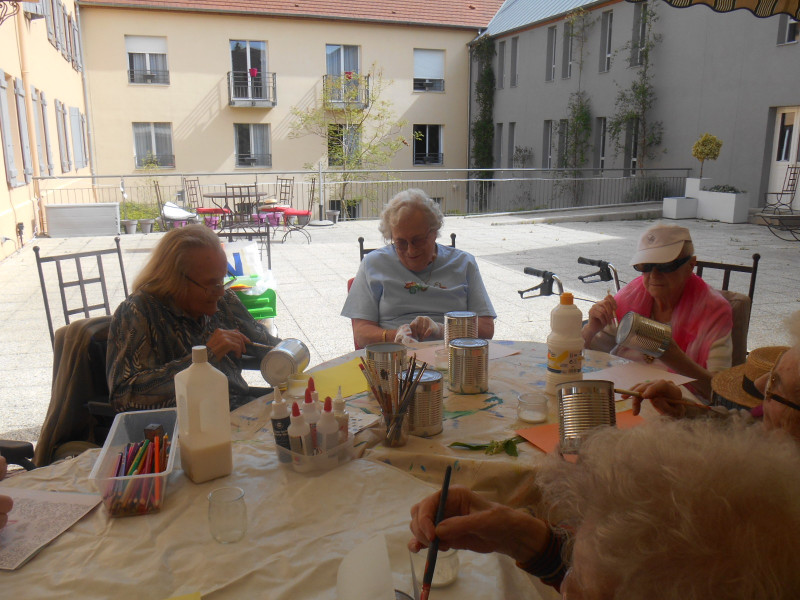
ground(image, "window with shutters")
xmin=133 ymin=122 xmax=174 ymax=168
xmin=54 ymin=99 xmax=72 ymax=173
xmin=39 ymin=91 xmax=55 ymax=175
xmin=0 ymin=72 xmax=22 ymax=187
xmin=413 ymin=49 xmax=445 ymax=92
xmin=69 ymin=107 xmax=88 ymax=170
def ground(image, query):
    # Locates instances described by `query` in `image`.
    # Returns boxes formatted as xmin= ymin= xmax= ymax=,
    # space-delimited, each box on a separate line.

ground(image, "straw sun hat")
xmin=711 ymin=346 xmax=790 ymax=409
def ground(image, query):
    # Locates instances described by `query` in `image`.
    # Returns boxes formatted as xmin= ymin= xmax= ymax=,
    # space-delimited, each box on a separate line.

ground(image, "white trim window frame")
xmin=413 ymin=49 xmax=445 ymax=92
xmin=230 ymin=40 xmax=268 ymax=100
xmin=545 ymin=26 xmax=557 ymax=82
xmin=413 ymin=124 xmax=443 ymax=165
xmin=126 ymin=36 xmax=170 ymax=85
xmin=132 ymin=122 xmax=174 ymax=169
xmin=234 ymin=123 xmax=271 ymax=168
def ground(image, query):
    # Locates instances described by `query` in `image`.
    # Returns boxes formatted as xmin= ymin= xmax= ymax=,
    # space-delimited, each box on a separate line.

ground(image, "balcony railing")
xmin=413 ymin=78 xmax=445 ymax=92
xmin=134 ymin=154 xmax=175 ymax=168
xmin=228 ymin=71 xmax=277 ymax=107
xmin=323 ymin=73 xmax=370 ymax=108
xmin=235 ymin=153 xmax=272 ymax=168
xmin=414 ymin=153 xmax=444 ymax=165
xmin=128 ymin=70 xmax=170 ymax=85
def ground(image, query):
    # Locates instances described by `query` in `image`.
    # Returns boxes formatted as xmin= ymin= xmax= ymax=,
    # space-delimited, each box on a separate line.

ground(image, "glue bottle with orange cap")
xmin=545 ymin=292 xmax=584 ymax=398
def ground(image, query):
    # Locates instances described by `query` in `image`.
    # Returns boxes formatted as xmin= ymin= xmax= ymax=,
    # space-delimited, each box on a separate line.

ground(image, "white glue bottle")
xmin=316 ymin=397 xmax=340 ymax=453
xmin=302 ymin=387 xmax=320 ymax=450
xmin=288 ymin=402 xmax=312 ymax=456
xmin=332 ymin=386 xmax=349 ymax=444
xmin=175 ymin=346 xmax=233 ymax=483
xmin=545 ymin=292 xmax=584 ymax=399
xmin=270 ymin=388 xmax=291 ymax=463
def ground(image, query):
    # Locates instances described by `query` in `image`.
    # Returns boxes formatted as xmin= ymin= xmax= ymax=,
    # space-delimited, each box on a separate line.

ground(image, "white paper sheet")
xmin=588 ymin=362 xmax=695 ymax=392
xmin=337 ymin=534 xmax=395 ymax=600
xmin=0 ymin=488 xmax=100 ymax=570
xmin=410 ymin=341 xmax=519 ymax=364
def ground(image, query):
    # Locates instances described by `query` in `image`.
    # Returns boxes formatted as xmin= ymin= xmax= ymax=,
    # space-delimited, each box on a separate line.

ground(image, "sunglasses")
xmin=764 ymin=352 xmax=800 ymax=412
xmin=633 ymin=254 xmax=692 ymax=274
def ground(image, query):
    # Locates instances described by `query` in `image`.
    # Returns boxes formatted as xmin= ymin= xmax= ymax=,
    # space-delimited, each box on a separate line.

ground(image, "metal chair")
xmin=183 ymin=177 xmax=202 ymax=211
xmin=763 ymin=164 xmax=799 ymax=213
xmin=279 ymin=178 xmax=316 ymax=243
xmin=155 ymin=181 xmax=196 ymax=230
xmin=696 ymin=253 xmax=760 ymax=366
xmin=34 ymin=237 xmax=129 ymax=347
xmin=759 ymin=164 xmax=800 ymax=241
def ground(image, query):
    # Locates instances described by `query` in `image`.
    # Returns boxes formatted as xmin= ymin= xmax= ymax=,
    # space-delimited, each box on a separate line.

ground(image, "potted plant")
xmin=692 ymin=133 xmax=722 ymax=179
xmin=120 ymin=194 xmax=138 ymax=234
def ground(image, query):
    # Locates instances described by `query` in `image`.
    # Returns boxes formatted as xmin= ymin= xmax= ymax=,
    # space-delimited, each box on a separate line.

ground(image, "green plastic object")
xmin=232 ymin=276 xmax=277 ymax=319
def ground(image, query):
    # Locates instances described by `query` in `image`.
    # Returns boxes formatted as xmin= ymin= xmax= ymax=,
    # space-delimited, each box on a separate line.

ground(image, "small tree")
xmin=691 ymin=133 xmax=722 ymax=178
xmin=289 ymin=65 xmax=408 ymax=219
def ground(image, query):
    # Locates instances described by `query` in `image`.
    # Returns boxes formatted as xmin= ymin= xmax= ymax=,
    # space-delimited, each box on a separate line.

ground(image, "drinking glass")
xmin=381 ymin=409 xmax=409 ymax=447
xmin=208 ymin=487 xmax=247 ymax=543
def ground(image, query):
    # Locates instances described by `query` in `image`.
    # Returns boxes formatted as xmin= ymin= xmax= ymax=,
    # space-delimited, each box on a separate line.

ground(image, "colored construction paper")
xmin=307 ymin=357 xmax=368 ymax=401
xmin=516 ymin=409 xmax=644 ymax=454
xmin=588 ymin=362 xmax=694 ymax=391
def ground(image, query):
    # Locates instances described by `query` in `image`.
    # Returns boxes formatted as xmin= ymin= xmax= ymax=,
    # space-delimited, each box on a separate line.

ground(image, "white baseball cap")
xmin=629 ymin=224 xmax=693 ymax=266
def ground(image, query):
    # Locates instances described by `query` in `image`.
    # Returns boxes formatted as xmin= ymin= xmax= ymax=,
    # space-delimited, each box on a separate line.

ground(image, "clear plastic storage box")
xmin=275 ymin=437 xmax=354 ymax=474
xmin=88 ymin=408 xmax=178 ymax=517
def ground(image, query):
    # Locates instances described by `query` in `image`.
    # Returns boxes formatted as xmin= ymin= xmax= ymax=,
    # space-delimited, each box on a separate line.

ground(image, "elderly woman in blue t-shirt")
xmin=341 ymin=189 xmax=496 ymax=348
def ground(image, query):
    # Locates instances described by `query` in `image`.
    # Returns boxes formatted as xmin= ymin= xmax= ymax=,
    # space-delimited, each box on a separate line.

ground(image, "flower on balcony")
xmin=344 ymin=71 xmax=353 ymax=80
xmin=249 ymin=68 xmax=258 ymax=77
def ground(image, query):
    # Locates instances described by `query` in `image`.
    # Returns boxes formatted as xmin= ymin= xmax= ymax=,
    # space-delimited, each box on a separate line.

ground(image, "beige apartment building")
xmin=78 ymin=0 xmax=503 ymax=207
xmin=0 ymin=0 xmax=90 ymax=259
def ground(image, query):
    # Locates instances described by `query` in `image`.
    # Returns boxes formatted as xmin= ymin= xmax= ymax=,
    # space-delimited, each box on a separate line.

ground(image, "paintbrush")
xmin=420 ymin=465 xmax=452 ymax=600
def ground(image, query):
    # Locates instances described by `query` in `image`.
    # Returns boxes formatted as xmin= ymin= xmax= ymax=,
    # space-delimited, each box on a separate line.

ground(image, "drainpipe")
xmin=75 ymin=4 xmax=97 ymax=183
xmin=16 ymin=8 xmax=42 ymax=235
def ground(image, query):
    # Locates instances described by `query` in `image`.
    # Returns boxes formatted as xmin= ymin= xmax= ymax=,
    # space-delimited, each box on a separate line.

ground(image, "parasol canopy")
xmin=626 ymin=0 xmax=799 ymax=19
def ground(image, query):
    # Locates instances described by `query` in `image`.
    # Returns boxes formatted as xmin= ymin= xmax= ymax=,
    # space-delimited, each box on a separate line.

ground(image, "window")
xmin=507 ymin=122 xmax=516 ymax=169
xmin=413 ymin=124 xmax=443 ymax=165
xmin=562 ymin=21 xmax=573 ymax=79
xmin=625 ymin=118 xmax=640 ymax=175
xmin=510 ymin=37 xmax=519 ymax=87
xmin=599 ymin=11 xmax=613 ymax=72
xmin=230 ymin=40 xmax=268 ymax=100
xmin=594 ymin=117 xmax=607 ymax=171
xmin=54 ymin=99 xmax=70 ymax=173
xmin=497 ymin=40 xmax=505 ymax=89
xmin=413 ymin=49 xmax=445 ymax=92
xmin=69 ymin=107 xmax=88 ymax=170
xmin=132 ymin=122 xmax=174 ymax=168
xmin=126 ymin=36 xmax=169 ymax=84
xmin=327 ymin=123 xmax=360 ymax=167
xmin=777 ymin=112 xmax=795 ymax=161
xmin=778 ymin=15 xmax=799 ymax=44
xmin=326 ymin=44 xmax=361 ymax=103
xmin=0 ymin=72 xmax=29 ymax=187
xmin=557 ymin=119 xmax=569 ymax=168
xmin=542 ymin=120 xmax=553 ymax=169
xmin=545 ymin=27 xmax=557 ymax=82
xmin=43 ymin=0 xmax=55 ymax=47
xmin=494 ymin=123 xmax=503 ymax=169
xmin=234 ymin=123 xmax=271 ymax=168
xmin=631 ymin=2 xmax=648 ymax=67
xmin=38 ymin=91 xmax=55 ymax=175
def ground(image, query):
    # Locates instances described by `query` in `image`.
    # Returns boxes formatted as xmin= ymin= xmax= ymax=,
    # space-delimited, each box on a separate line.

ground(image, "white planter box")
xmin=695 ymin=191 xmax=750 ymax=224
xmin=663 ymin=196 xmax=698 ymax=219
xmin=46 ymin=203 xmax=120 ymax=237
xmin=684 ymin=178 xmax=711 ymax=197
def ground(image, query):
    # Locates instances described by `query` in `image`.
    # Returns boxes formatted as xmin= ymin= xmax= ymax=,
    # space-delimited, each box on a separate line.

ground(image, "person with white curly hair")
xmin=409 ymin=418 xmax=800 ymax=598
xmin=342 ymin=188 xmax=495 ymax=347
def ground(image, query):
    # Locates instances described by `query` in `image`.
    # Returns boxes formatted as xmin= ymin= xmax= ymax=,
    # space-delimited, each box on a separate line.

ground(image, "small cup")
xmin=285 ymin=372 xmax=310 ymax=399
xmin=381 ymin=410 xmax=409 ymax=447
xmin=410 ymin=548 xmax=460 ymax=588
xmin=208 ymin=487 xmax=247 ymax=544
xmin=434 ymin=347 xmax=449 ymax=373
xmin=517 ymin=393 xmax=548 ymax=423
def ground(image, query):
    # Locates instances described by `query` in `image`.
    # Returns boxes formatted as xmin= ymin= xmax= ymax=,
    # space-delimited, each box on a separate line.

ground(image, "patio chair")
xmin=183 ymin=177 xmax=202 ymax=211
xmin=279 ymin=178 xmax=316 ymax=243
xmin=696 ymin=253 xmax=760 ymax=367
xmin=155 ymin=181 xmax=196 ymax=229
xmin=34 ymin=237 xmax=129 ymax=347
xmin=758 ymin=164 xmax=800 ymax=241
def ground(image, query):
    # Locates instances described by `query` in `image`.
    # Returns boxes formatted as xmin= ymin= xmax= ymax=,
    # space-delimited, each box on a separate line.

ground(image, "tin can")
xmin=399 ymin=369 xmax=444 ymax=437
xmin=448 ymin=338 xmax=489 ymax=394
xmin=444 ymin=311 xmax=478 ymax=348
xmin=616 ymin=312 xmax=672 ymax=358
xmin=557 ymin=379 xmax=616 ymax=455
xmin=260 ymin=339 xmax=310 ymax=388
xmin=365 ymin=342 xmax=407 ymax=404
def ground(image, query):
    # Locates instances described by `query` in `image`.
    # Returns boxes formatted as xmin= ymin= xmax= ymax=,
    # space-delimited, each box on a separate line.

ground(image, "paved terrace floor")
xmin=2 ymin=209 xmax=798 ymax=443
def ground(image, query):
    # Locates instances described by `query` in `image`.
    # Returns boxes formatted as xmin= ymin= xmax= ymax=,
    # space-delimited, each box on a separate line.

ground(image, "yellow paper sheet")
xmin=307 ymin=357 xmax=369 ymax=401
xmin=165 ymin=594 xmax=202 ymax=600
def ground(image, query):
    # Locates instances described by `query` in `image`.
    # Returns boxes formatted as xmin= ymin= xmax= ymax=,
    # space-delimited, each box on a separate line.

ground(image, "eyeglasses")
xmin=764 ymin=351 xmax=800 ymax=412
xmin=633 ymin=254 xmax=692 ymax=274
xmin=185 ymin=275 xmax=234 ymax=296
xmin=392 ymin=228 xmax=434 ymax=252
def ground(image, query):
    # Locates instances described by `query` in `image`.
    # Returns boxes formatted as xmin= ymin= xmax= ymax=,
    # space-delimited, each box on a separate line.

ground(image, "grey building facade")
xmin=475 ymin=0 xmax=799 ymax=210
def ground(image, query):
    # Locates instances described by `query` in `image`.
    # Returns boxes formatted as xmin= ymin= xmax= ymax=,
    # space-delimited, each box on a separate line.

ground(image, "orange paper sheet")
xmin=516 ymin=409 xmax=644 ymax=454
xmin=307 ymin=357 xmax=369 ymax=401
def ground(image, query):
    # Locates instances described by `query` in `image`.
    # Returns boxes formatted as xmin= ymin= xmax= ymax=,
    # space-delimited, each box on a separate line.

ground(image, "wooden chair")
xmin=33 ymin=238 xmax=129 ymax=347
xmin=696 ymin=253 xmax=760 ymax=366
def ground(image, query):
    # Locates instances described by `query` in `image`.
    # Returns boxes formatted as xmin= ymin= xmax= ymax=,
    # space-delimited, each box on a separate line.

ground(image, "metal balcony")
xmin=128 ymin=70 xmax=170 ymax=85
xmin=134 ymin=154 xmax=175 ymax=168
xmin=235 ymin=153 xmax=272 ymax=168
xmin=322 ymin=73 xmax=370 ymax=109
xmin=414 ymin=153 xmax=444 ymax=165
xmin=228 ymin=71 xmax=277 ymax=108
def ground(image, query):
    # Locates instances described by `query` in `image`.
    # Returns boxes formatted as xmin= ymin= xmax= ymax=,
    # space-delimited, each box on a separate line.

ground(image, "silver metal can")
xmin=557 ymin=379 xmax=616 ymax=455
xmin=616 ymin=311 xmax=672 ymax=358
xmin=365 ymin=342 xmax=407 ymax=404
xmin=448 ymin=338 xmax=489 ymax=394
xmin=260 ymin=338 xmax=310 ymax=388
xmin=444 ymin=311 xmax=478 ymax=348
xmin=399 ymin=369 xmax=444 ymax=437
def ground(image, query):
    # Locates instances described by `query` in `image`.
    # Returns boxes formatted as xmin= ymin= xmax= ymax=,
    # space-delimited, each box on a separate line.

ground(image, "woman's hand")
xmin=206 ymin=328 xmax=250 ymax=360
xmin=409 ymin=316 xmax=443 ymax=341
xmin=395 ymin=324 xmax=418 ymax=345
xmin=408 ymin=485 xmax=550 ymax=564
xmin=624 ymin=379 xmax=686 ymax=418
xmin=583 ymin=294 xmax=617 ymax=346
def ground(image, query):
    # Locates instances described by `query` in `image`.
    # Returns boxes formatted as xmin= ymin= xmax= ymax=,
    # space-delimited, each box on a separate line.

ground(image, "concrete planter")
xmin=663 ymin=197 xmax=698 ymax=219
xmin=326 ymin=210 xmax=340 ymax=224
xmin=139 ymin=219 xmax=155 ymax=234
xmin=682 ymin=177 xmax=749 ymax=224
xmin=121 ymin=219 xmax=138 ymax=234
